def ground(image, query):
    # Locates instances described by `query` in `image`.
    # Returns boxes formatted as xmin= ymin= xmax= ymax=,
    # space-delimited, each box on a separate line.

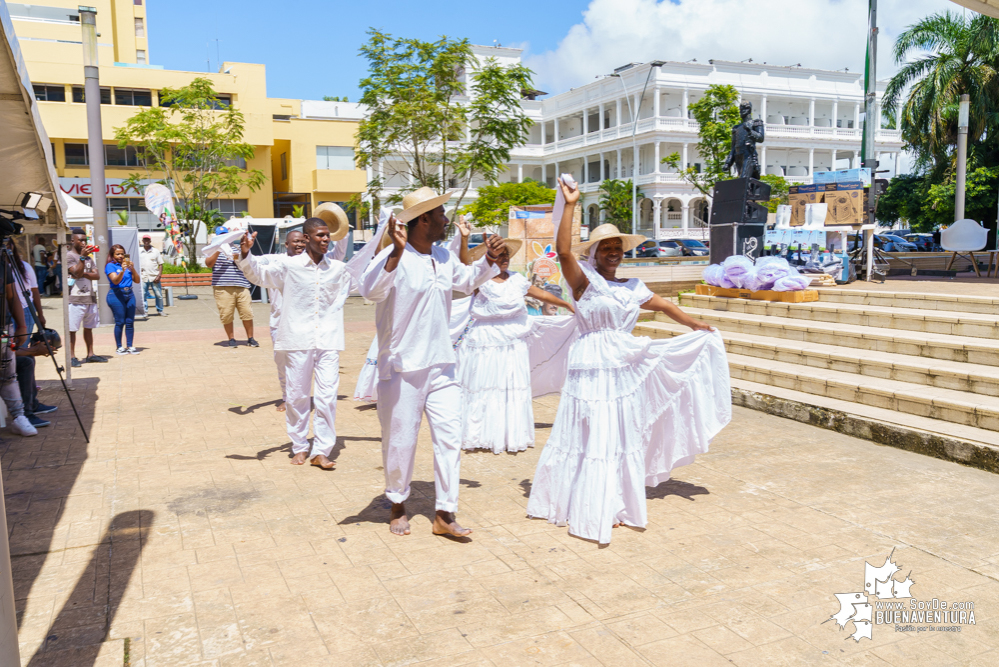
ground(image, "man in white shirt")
xmin=270 ymin=230 xmax=307 ymax=412
xmin=238 ymin=204 xmax=350 ymax=470
xmin=138 ymin=235 xmax=166 ymax=316
xmin=360 ymin=187 xmax=503 ymax=538
xmin=31 ymin=236 xmax=48 ymax=291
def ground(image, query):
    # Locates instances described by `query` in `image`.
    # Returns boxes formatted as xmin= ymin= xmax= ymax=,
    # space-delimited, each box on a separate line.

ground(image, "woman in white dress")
xmin=527 ymin=179 xmax=732 ymax=545
xmin=458 ymin=240 xmax=575 ymax=454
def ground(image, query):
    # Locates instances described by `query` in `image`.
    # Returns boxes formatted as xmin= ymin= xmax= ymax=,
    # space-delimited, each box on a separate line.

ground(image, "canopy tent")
xmin=58 ymin=189 xmax=94 ymax=226
xmin=950 ymin=1 xmax=999 ymax=19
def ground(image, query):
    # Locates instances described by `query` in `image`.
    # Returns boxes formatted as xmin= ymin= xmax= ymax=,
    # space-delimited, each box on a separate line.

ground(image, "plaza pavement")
xmin=5 ymin=289 xmax=999 ymax=666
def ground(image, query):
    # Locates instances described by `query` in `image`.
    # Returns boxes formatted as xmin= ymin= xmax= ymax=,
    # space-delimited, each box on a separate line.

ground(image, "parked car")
xmin=847 ymin=234 xmax=918 ymax=253
xmin=674 ymin=238 xmax=710 ymax=256
xmin=636 ymin=240 xmax=684 ymax=258
xmin=881 ymin=234 xmax=919 ymax=252
xmin=903 ymin=233 xmax=939 ymax=252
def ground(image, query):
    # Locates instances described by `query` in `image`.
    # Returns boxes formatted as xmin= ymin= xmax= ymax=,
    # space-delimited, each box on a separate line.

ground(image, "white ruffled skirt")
xmin=353 ymin=336 xmax=379 ymax=402
xmin=526 ymin=329 xmax=731 ymax=545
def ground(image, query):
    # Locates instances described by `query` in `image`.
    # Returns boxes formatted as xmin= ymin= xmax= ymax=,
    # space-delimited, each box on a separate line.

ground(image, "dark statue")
xmin=724 ymin=100 xmax=765 ymax=180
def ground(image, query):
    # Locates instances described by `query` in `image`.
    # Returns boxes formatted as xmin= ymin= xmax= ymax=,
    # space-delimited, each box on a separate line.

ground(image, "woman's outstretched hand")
xmin=689 ymin=319 xmax=716 ymax=332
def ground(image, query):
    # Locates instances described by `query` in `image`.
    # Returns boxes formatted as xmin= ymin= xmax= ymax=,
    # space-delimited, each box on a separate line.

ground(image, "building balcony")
xmin=313 ymin=169 xmax=367 ymax=194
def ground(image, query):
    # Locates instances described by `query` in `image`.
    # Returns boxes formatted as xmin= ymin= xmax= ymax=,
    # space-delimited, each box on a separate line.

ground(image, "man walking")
xmin=66 ymin=231 xmax=106 ymax=367
xmin=238 ymin=204 xmax=351 ymax=470
xmin=268 ymin=230 xmax=307 ymax=412
xmin=207 ymin=240 xmax=258 ymax=348
xmin=360 ymin=187 xmax=503 ymax=538
xmin=139 ymin=235 xmax=166 ymax=316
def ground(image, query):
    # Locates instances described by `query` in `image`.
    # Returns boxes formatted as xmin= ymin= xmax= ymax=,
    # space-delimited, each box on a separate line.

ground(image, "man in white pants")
xmin=360 ymin=187 xmax=504 ymax=538
xmin=269 ymin=230 xmax=307 ymax=412
xmin=238 ymin=204 xmax=350 ymax=470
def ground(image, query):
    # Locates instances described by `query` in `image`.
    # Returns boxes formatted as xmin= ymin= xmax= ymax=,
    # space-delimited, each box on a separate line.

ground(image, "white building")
xmin=307 ymin=46 xmax=905 ymax=239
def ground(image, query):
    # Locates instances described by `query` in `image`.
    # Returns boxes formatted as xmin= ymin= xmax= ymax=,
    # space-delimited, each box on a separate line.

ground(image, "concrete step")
xmin=817 ymin=288 xmax=999 ymax=315
xmin=635 ymin=320 xmax=999 ymax=397
xmin=679 ymin=293 xmax=999 ymax=339
xmin=664 ymin=308 xmax=999 ymax=366
xmin=723 ymin=352 xmax=999 ymax=432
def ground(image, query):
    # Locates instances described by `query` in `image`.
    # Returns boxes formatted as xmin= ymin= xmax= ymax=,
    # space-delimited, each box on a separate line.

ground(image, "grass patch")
xmin=123 ymin=637 xmax=130 ymax=666
xmin=163 ymin=264 xmax=211 ymax=274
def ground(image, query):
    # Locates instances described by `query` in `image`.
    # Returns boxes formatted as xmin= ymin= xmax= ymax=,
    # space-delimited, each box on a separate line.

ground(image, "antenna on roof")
xmin=741 ymin=58 xmax=753 ymax=63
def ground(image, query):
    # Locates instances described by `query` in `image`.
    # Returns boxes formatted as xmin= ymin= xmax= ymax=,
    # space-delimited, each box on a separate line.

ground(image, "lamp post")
xmin=609 ymin=60 xmax=665 ymax=236
xmin=955 ymin=94 xmax=970 ymax=221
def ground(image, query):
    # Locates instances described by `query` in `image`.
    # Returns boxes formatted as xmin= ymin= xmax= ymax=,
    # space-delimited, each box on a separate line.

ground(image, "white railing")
xmin=557 ymin=135 xmax=585 ymax=150
xmin=636 ymin=172 xmax=686 ymax=185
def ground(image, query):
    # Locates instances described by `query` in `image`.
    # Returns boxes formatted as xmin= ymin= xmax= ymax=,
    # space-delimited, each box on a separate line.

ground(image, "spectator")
xmin=31 ymin=235 xmax=48 ymax=290
xmin=16 ymin=334 xmax=59 ymax=430
xmin=44 ymin=251 xmax=61 ymax=296
xmin=105 ymin=244 xmax=140 ymax=355
xmin=6 ymin=239 xmax=45 ymax=336
xmin=67 ymin=230 xmax=107 ymax=368
xmin=2 ymin=269 xmax=36 ymax=436
xmin=138 ymin=235 xmax=166 ymax=316
xmin=206 ymin=243 xmax=258 ymax=348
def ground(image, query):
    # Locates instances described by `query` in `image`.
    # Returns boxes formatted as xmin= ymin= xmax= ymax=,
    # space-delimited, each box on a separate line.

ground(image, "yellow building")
xmin=8 ymin=0 xmax=365 ymax=229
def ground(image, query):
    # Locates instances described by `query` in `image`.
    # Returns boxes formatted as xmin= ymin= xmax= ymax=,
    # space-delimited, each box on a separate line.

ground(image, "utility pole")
xmin=79 ymin=6 xmax=113 ymax=324
xmin=861 ymin=0 xmax=878 ymax=281
xmin=955 ymin=94 xmax=969 ymax=221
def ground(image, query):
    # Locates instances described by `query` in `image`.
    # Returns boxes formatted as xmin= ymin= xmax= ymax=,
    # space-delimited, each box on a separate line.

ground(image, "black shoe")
xmin=71 ymin=358 xmax=82 ymax=368
xmin=86 ymin=355 xmax=108 ymax=363
xmin=33 ymin=403 xmax=57 ymax=415
xmin=27 ymin=415 xmax=50 ymax=428
xmin=247 ymin=338 xmax=259 ymax=348
xmin=228 ymin=339 xmax=238 ymax=348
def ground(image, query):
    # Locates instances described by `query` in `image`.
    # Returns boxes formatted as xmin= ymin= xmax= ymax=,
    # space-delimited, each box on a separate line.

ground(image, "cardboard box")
xmin=789 ymin=184 xmax=822 ymax=227
xmin=823 ymin=181 xmax=864 ymax=226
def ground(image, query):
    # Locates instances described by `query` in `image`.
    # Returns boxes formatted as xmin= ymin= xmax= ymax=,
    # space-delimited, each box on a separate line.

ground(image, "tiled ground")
xmin=5 ymin=296 xmax=999 ymax=666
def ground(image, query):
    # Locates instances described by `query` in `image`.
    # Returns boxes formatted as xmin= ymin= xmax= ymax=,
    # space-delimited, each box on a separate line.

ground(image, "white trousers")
xmin=271 ymin=328 xmax=287 ymax=401
xmin=378 ymin=364 xmax=462 ymax=512
xmin=284 ymin=349 xmax=340 ymax=458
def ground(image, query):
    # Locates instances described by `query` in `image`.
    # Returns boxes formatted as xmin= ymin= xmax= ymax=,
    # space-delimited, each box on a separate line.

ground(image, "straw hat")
xmin=571 ymin=223 xmax=646 ymax=255
xmin=313 ymin=202 xmax=350 ymax=241
xmin=469 ymin=237 xmax=524 ymax=261
xmin=396 ymin=187 xmax=454 ymax=223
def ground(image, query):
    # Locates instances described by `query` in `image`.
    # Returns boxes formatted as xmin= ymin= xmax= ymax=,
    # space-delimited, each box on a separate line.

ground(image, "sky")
xmin=148 ymin=0 xmax=963 ymax=102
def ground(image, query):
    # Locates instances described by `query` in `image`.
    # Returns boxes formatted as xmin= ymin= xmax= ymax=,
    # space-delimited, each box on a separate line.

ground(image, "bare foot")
xmin=291 ymin=452 xmax=307 ymax=465
xmin=390 ymin=503 xmax=410 ymax=536
xmin=613 ymin=522 xmax=622 ymax=528
xmin=277 ymin=400 xmax=286 ymax=412
xmin=310 ymin=454 xmax=335 ymax=470
xmin=432 ymin=511 xmax=472 ymax=538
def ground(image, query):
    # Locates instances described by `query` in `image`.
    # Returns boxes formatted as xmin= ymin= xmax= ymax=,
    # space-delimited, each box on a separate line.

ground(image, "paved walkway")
xmin=5 ymin=296 xmax=999 ymax=666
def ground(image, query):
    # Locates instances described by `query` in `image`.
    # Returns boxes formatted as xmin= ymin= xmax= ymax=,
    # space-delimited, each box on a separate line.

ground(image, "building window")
xmin=316 ymin=146 xmax=355 ymax=171
xmin=33 ymin=85 xmax=66 ymax=102
xmin=114 ymin=88 xmax=152 ymax=106
xmin=223 ymin=156 xmax=247 ymax=169
xmin=72 ymin=86 xmax=111 ymax=104
xmin=104 ymin=145 xmax=143 ymax=167
xmin=136 ymin=50 xmax=147 ymax=65
xmin=280 ymin=153 xmax=288 ymax=180
xmin=134 ymin=0 xmax=143 ymax=4
xmin=65 ymin=144 xmax=88 ymax=166
xmin=212 ymin=94 xmax=231 ymax=109
xmin=134 ymin=17 xmax=144 ymax=37
xmin=209 ymin=199 xmax=249 ymax=217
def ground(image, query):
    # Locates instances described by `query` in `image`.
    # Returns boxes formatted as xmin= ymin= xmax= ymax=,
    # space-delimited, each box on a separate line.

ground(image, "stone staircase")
xmin=634 ymin=288 xmax=999 ymax=471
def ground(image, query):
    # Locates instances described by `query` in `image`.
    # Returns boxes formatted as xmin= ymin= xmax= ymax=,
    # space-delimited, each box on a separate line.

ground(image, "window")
xmin=104 ymin=145 xmax=143 ymax=167
xmin=212 ymin=94 xmax=231 ymax=109
xmin=134 ymin=0 xmax=143 ymax=4
xmin=280 ymin=153 xmax=288 ymax=180
xmin=134 ymin=17 xmax=144 ymax=37
xmin=72 ymin=86 xmax=111 ymax=104
xmin=33 ymin=85 xmax=65 ymax=102
xmin=209 ymin=199 xmax=249 ymax=217
xmin=136 ymin=50 xmax=147 ymax=65
xmin=316 ymin=146 xmax=355 ymax=171
xmin=114 ymin=88 xmax=152 ymax=106
xmin=223 ymin=156 xmax=247 ymax=169
xmin=65 ymin=144 xmax=88 ymax=166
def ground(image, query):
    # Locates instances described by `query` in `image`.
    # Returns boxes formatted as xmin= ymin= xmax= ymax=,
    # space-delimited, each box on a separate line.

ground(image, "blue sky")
xmin=146 ymin=0 xmax=591 ymax=101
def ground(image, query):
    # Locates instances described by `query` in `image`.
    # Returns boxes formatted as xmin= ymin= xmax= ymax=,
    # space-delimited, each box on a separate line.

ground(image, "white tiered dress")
xmin=458 ymin=273 xmax=576 ymax=453
xmin=526 ymin=265 xmax=731 ymax=545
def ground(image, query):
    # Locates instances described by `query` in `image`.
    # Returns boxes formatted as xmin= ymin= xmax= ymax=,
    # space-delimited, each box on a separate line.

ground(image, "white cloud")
xmin=524 ymin=0 xmax=961 ymax=94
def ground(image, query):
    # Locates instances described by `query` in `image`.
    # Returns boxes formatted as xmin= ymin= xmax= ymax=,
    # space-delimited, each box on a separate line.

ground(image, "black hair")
xmin=302 ymin=217 xmax=328 ymax=235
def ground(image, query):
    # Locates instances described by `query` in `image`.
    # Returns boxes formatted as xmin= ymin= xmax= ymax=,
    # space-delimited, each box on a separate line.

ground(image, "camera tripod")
xmin=0 ymin=241 xmax=89 ymax=443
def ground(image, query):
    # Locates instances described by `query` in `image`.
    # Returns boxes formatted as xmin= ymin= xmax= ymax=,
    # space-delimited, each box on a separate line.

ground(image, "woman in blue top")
xmin=105 ymin=244 xmax=140 ymax=354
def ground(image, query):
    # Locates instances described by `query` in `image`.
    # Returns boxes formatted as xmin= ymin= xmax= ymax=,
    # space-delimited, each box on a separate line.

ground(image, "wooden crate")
xmin=695 ymin=283 xmax=819 ymax=303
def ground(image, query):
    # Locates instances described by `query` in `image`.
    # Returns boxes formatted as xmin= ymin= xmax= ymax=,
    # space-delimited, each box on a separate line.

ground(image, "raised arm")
xmin=526 ymin=285 xmax=575 ymax=314
xmin=455 ymin=215 xmax=472 ymax=265
xmin=205 ymin=250 xmax=221 ymax=269
xmin=451 ymin=235 xmax=502 ymax=294
xmin=641 ymin=294 xmax=713 ymax=332
xmin=555 ymin=178 xmax=588 ymax=300
xmin=236 ymin=232 xmax=286 ymax=289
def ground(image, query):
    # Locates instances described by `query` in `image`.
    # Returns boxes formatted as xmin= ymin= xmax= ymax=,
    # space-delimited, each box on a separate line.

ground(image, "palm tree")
xmin=598 ymin=179 xmax=643 ymax=234
xmin=883 ymin=11 xmax=999 ymax=174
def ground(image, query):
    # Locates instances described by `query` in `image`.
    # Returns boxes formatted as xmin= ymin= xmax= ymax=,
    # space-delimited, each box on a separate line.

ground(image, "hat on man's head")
xmin=396 ymin=187 xmax=454 ymax=224
xmin=141 ymin=235 xmax=152 ymax=240
xmin=312 ymin=202 xmax=350 ymax=241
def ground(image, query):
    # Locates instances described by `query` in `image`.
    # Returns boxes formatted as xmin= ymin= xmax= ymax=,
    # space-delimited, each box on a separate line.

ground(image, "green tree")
xmin=883 ymin=11 xmax=999 ymax=175
xmin=355 ymin=29 xmax=535 ymax=215
xmin=115 ymin=77 xmax=266 ymax=267
xmin=598 ymin=179 xmax=643 ymax=233
xmin=759 ymin=174 xmax=790 ymax=213
xmin=876 ymin=174 xmax=931 ymax=229
xmin=322 ymin=96 xmax=349 ymax=102
xmin=291 ymin=204 xmax=305 ymax=218
xmin=459 ymin=180 xmax=555 ymax=228
xmin=661 ymin=84 xmax=741 ymax=196
xmin=923 ymin=166 xmax=999 ymax=231
xmin=344 ymin=193 xmax=372 ymax=229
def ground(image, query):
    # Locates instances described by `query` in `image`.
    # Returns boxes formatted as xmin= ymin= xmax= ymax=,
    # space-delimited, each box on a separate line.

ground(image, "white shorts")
xmin=68 ymin=303 xmax=100 ymax=332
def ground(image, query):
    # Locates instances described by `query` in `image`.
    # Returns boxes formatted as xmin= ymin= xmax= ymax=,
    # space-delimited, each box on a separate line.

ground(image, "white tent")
xmin=950 ymin=1 xmax=999 ymax=19
xmin=58 ymin=189 xmax=94 ymax=226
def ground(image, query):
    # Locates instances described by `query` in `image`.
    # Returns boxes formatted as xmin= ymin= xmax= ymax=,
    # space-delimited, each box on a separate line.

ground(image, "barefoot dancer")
xmin=527 ymin=179 xmax=732 ymax=545
xmin=238 ymin=205 xmax=351 ymax=470
xmin=359 ymin=188 xmax=503 ymax=537
xmin=271 ymin=230 xmax=307 ymax=412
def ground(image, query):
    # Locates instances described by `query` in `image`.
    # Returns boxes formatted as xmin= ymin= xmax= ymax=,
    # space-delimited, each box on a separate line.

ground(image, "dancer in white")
xmin=270 ymin=230 xmax=307 ymax=412
xmin=458 ymin=239 xmax=575 ymax=454
xmin=527 ymin=180 xmax=732 ymax=544
xmin=359 ymin=187 xmax=504 ymax=538
xmin=238 ymin=204 xmax=351 ymax=470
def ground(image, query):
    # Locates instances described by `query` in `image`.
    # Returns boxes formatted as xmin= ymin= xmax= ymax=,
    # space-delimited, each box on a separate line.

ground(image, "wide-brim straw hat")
xmin=571 ymin=223 xmax=646 ymax=256
xmin=312 ymin=202 xmax=350 ymax=242
xmin=396 ymin=187 xmax=454 ymax=224
xmin=469 ymin=237 xmax=524 ymax=261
